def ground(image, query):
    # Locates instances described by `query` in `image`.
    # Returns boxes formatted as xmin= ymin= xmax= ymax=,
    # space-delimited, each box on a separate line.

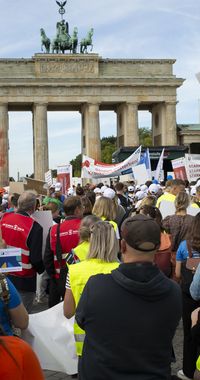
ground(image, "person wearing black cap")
xmin=76 ymin=214 xmax=182 ymax=380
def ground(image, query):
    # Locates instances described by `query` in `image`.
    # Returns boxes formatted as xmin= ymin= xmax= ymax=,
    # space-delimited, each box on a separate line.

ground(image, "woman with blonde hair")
xmin=92 ymin=196 xmax=120 ymax=238
xmin=72 ymin=214 xmax=100 ymax=262
xmin=63 ymin=221 xmax=119 ymax=357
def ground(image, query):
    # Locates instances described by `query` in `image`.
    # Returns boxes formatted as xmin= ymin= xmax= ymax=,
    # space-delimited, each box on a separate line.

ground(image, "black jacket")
xmin=76 ymin=262 xmax=182 ymax=380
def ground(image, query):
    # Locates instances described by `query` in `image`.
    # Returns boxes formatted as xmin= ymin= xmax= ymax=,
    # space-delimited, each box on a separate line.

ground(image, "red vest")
xmin=0 ymin=213 xmax=36 ymax=277
xmin=50 ymin=218 xmax=81 ymax=279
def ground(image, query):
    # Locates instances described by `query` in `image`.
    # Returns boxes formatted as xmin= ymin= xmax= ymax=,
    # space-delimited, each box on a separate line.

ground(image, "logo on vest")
xmin=3 ymin=223 xmax=24 ymax=232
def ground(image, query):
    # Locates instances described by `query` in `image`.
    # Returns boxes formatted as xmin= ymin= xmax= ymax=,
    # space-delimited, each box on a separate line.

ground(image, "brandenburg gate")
xmin=0 ymin=54 xmax=184 ymax=186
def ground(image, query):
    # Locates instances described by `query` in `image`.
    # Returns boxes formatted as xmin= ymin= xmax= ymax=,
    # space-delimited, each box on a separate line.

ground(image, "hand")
xmin=191 ymin=307 xmax=200 ymax=327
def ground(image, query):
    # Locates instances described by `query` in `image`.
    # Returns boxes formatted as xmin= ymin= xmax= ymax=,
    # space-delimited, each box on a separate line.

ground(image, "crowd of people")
xmin=0 ymin=177 xmax=200 ymax=379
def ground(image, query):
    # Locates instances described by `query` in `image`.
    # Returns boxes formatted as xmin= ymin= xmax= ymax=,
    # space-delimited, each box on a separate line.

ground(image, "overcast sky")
xmin=0 ymin=0 xmax=200 ymax=179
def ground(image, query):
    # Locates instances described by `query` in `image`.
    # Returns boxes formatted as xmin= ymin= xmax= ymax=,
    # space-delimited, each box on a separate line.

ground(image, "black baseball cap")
xmin=121 ymin=214 xmax=160 ymax=252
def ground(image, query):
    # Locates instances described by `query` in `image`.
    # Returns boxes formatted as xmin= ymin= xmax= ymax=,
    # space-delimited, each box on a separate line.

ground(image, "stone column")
xmin=164 ymin=101 xmax=177 ymax=145
xmin=0 ymin=104 xmax=9 ymax=186
xmin=32 ymin=103 xmax=49 ymax=180
xmin=81 ymin=103 xmax=101 ymax=160
xmin=117 ymin=103 xmax=139 ymax=148
xmin=152 ymin=102 xmax=177 ymax=146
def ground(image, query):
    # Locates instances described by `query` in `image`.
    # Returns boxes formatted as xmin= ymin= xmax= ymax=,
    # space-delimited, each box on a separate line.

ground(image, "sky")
xmin=0 ymin=0 xmax=200 ymax=179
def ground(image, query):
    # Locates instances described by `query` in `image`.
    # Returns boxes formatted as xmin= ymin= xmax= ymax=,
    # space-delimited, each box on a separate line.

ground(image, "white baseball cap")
xmin=94 ymin=187 xmax=102 ymax=194
xmin=141 ymin=184 xmax=148 ymax=192
xmin=55 ymin=182 xmax=62 ymax=192
xmin=135 ymin=190 xmax=146 ymax=200
xmin=148 ymin=184 xmax=159 ymax=194
xmin=190 ymin=186 xmax=196 ymax=196
xmin=128 ymin=186 xmax=134 ymax=192
xmin=103 ymin=188 xmax=116 ymax=199
xmin=100 ymin=185 xmax=108 ymax=194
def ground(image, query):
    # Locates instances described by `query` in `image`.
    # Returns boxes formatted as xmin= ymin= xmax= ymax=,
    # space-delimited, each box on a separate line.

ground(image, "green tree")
xmin=101 ymin=136 xmax=116 ymax=163
xmin=70 ymin=153 xmax=82 ymax=177
xmin=139 ymin=127 xmax=152 ymax=146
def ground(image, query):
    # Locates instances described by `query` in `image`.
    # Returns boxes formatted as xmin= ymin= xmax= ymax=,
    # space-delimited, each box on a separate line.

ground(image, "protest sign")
xmin=185 ymin=154 xmax=200 ymax=182
xmin=57 ymin=164 xmax=72 ymax=195
xmin=82 ymin=146 xmax=141 ymax=178
xmin=24 ymin=177 xmax=47 ymax=195
xmin=132 ymin=164 xmax=148 ymax=185
xmin=171 ymin=157 xmax=187 ymax=180
xmin=45 ymin=170 xmax=53 ymax=187
xmin=0 ymin=248 xmax=22 ymax=273
xmin=22 ymin=302 xmax=78 ymax=375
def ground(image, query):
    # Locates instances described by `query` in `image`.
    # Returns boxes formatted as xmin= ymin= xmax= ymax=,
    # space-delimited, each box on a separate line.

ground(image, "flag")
xmin=154 ymin=148 xmax=165 ymax=181
xmin=139 ymin=148 xmax=152 ymax=180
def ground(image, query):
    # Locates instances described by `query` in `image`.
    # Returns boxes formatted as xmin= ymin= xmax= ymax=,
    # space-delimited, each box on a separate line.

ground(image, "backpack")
xmin=154 ymin=232 xmax=172 ymax=277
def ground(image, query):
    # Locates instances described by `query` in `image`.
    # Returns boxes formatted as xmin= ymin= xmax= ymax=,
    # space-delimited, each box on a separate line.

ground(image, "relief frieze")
xmin=39 ymin=60 xmax=95 ymax=74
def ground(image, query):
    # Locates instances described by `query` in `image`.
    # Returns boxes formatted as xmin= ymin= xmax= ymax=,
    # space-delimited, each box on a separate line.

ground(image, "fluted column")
xmin=164 ymin=101 xmax=177 ymax=145
xmin=0 ymin=104 xmax=9 ymax=186
xmin=117 ymin=103 xmax=139 ymax=148
xmin=32 ymin=103 xmax=49 ymax=180
xmin=81 ymin=103 xmax=101 ymax=160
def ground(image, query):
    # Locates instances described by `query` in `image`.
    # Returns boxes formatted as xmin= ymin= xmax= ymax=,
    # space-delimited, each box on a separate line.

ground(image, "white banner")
xmin=154 ymin=148 xmax=165 ymax=181
xmin=82 ymin=146 xmax=141 ymax=178
xmin=22 ymin=302 xmax=78 ymax=375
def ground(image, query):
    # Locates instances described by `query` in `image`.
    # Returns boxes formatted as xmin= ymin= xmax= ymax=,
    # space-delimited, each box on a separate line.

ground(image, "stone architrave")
xmin=0 ymin=104 xmax=9 ymax=186
xmin=32 ymin=103 xmax=49 ymax=180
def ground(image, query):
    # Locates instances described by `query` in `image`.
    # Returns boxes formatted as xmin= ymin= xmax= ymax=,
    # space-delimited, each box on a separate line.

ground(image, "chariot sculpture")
xmin=40 ymin=1 xmax=94 ymax=55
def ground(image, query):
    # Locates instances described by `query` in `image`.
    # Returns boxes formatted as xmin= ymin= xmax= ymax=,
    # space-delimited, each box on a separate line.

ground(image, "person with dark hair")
xmin=85 ymin=191 xmax=96 ymax=207
xmin=44 ymin=196 xmax=83 ymax=307
xmin=76 ymin=186 xmax=85 ymax=197
xmin=81 ymin=196 xmax=93 ymax=217
xmin=75 ymin=214 xmax=181 ymax=380
xmin=0 ymin=191 xmax=44 ymax=313
xmin=115 ymin=182 xmax=131 ymax=210
xmin=176 ymin=213 xmax=200 ymax=380
xmin=163 ymin=192 xmax=194 ymax=252
xmin=0 ymin=324 xmax=44 ymax=380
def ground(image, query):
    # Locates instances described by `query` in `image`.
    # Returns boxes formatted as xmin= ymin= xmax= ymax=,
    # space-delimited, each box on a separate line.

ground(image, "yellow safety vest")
xmin=156 ymin=193 xmax=176 ymax=208
xmin=197 ymin=355 xmax=200 ymax=371
xmin=101 ymin=217 xmax=118 ymax=231
xmin=69 ymin=258 xmax=119 ymax=356
xmin=73 ymin=241 xmax=90 ymax=261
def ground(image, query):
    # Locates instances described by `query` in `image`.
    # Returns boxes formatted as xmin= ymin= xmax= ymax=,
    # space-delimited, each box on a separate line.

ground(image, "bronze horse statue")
xmin=80 ymin=28 xmax=94 ymax=54
xmin=40 ymin=28 xmax=51 ymax=54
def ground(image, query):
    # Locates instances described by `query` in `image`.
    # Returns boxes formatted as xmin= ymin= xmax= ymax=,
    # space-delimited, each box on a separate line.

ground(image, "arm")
xmin=7 ymin=279 xmax=29 ymax=329
xmin=175 ymin=241 xmax=186 ymax=279
xmin=9 ymin=303 xmax=29 ymax=330
xmin=63 ymin=288 xmax=76 ymax=319
xmin=44 ymin=229 xmax=55 ymax=277
xmin=190 ymin=264 xmax=200 ymax=301
xmin=28 ymin=222 xmax=44 ymax=274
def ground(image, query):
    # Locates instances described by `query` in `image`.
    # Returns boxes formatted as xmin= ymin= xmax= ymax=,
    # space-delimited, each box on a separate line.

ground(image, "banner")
xmin=22 ymin=302 xmax=78 ymax=374
xmin=81 ymin=146 xmax=141 ymax=179
xmin=185 ymin=154 xmax=200 ymax=183
xmin=57 ymin=164 xmax=72 ymax=195
xmin=154 ymin=148 xmax=165 ymax=181
xmin=0 ymin=248 xmax=22 ymax=273
xmin=171 ymin=157 xmax=187 ymax=180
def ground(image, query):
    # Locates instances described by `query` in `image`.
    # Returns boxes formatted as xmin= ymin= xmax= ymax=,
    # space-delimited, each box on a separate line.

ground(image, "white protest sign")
xmin=0 ymin=248 xmax=22 ymax=273
xmin=45 ymin=170 xmax=53 ymax=187
xmin=22 ymin=302 xmax=78 ymax=375
xmin=185 ymin=154 xmax=200 ymax=183
xmin=32 ymin=211 xmax=53 ymax=258
xmin=132 ymin=163 xmax=148 ymax=185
